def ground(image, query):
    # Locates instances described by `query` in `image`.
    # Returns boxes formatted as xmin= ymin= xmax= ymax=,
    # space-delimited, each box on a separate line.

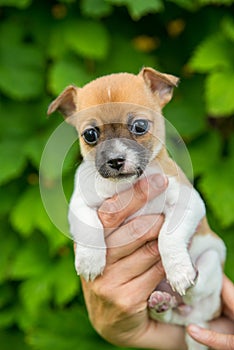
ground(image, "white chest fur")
xmin=69 ymin=160 xmax=207 ymax=292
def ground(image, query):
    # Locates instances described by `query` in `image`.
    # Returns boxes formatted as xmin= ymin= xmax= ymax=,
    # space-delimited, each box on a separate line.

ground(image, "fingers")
xmin=98 ymin=174 xmax=167 ymax=230
xmin=106 ymin=214 xmax=164 ymax=261
xmin=106 ymin=239 xmax=161 ymax=284
xmin=104 ymin=215 xmax=164 ymax=286
xmin=187 ymin=324 xmax=234 ymax=350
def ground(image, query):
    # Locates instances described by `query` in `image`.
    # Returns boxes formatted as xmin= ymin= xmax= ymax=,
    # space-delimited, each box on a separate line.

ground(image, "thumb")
xmin=187 ymin=324 xmax=234 ymax=350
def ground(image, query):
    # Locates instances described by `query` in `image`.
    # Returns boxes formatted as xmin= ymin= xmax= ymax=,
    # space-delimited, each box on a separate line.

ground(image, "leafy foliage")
xmin=0 ymin=0 xmax=233 ymax=349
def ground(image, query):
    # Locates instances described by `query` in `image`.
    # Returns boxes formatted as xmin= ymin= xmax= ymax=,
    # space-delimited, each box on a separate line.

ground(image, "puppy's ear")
xmin=47 ymin=85 xmax=79 ymax=119
xmin=140 ymin=67 xmax=179 ymax=108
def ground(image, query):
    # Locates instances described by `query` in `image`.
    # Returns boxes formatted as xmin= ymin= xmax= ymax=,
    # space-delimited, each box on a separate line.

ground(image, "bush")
xmin=0 ymin=0 xmax=233 ymax=349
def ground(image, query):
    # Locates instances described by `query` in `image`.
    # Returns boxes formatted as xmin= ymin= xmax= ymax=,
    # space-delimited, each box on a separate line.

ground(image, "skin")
xmin=187 ymin=275 xmax=234 ymax=350
xmin=80 ymin=175 xmax=234 ymax=350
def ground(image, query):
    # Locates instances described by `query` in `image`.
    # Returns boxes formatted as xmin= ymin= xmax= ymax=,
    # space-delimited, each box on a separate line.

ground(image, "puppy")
xmin=48 ymin=67 xmax=226 ymax=350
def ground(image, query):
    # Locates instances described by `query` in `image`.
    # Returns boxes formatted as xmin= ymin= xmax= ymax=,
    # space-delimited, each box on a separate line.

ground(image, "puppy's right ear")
xmin=47 ymin=85 xmax=79 ymax=119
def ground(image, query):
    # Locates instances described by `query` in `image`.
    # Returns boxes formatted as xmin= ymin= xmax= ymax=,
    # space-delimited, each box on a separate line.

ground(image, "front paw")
xmin=167 ymin=265 xmax=198 ymax=296
xmin=75 ymin=245 xmax=106 ymax=281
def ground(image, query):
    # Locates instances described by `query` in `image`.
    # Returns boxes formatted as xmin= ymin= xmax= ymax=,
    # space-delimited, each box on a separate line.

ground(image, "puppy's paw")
xmin=148 ymin=291 xmax=177 ymax=323
xmin=75 ymin=246 xmax=106 ymax=281
xmin=167 ymin=265 xmax=198 ymax=296
xmin=148 ymin=291 xmax=178 ymax=313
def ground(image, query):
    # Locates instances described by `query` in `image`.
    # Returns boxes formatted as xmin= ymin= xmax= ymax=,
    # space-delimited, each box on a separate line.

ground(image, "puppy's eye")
xmin=130 ymin=119 xmax=149 ymax=135
xmin=82 ymin=127 xmax=100 ymax=145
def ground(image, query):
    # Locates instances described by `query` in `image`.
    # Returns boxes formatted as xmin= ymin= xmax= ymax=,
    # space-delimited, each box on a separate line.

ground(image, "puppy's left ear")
xmin=47 ymin=85 xmax=79 ymax=121
xmin=140 ymin=67 xmax=179 ymax=108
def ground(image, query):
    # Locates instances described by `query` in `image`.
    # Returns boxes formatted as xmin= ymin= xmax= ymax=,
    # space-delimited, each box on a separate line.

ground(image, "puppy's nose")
xmin=107 ymin=157 xmax=125 ymax=171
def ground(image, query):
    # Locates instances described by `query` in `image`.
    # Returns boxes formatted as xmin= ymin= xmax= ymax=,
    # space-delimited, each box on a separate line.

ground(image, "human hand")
xmin=80 ymin=174 xmax=187 ymax=350
xmin=187 ymin=275 xmax=234 ymax=350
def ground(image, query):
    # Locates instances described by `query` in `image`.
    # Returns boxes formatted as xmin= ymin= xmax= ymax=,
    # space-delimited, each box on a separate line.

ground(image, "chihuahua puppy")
xmin=48 ymin=67 xmax=226 ymax=350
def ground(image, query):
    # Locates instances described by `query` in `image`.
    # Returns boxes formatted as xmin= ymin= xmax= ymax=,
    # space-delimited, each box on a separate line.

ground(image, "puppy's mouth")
xmin=98 ymin=161 xmax=144 ymax=180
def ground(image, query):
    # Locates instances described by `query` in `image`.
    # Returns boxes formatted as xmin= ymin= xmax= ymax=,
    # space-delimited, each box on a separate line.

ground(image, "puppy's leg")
xmin=69 ymin=198 xmax=106 ymax=281
xmin=159 ymin=182 xmax=206 ymax=295
xmin=183 ymin=249 xmax=223 ymax=308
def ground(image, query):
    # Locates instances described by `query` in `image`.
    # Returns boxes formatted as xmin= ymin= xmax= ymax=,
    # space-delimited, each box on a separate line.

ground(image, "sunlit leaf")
xmin=48 ymin=58 xmax=92 ymax=94
xmin=81 ymin=0 xmax=113 ymax=17
xmin=65 ymin=20 xmax=110 ymax=59
xmin=107 ymin=0 xmax=163 ymax=19
xmin=188 ymin=34 xmax=233 ymax=72
xmin=205 ymin=69 xmax=234 ymax=116
xmin=10 ymin=186 xmax=54 ymax=237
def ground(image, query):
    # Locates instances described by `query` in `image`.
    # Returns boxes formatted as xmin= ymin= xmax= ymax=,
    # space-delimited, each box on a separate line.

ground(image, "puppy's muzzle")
xmin=95 ymin=138 xmax=150 ymax=180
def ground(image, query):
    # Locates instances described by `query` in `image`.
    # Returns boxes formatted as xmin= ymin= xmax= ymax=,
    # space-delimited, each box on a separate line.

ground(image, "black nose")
xmin=107 ymin=157 xmax=125 ymax=171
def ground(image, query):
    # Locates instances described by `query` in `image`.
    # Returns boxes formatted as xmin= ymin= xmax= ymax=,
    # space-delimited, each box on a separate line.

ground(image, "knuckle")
xmin=153 ymin=260 xmax=165 ymax=278
xmin=98 ymin=197 xmax=120 ymax=227
xmin=127 ymin=217 xmax=147 ymax=239
xmin=133 ymin=180 xmax=148 ymax=203
xmin=143 ymin=240 xmax=159 ymax=257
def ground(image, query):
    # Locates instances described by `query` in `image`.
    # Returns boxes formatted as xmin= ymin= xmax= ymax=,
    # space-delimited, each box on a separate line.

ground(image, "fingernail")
xmin=149 ymin=174 xmax=167 ymax=189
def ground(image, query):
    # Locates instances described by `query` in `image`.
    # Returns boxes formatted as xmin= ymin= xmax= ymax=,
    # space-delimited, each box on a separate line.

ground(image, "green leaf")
xmin=0 ymin=0 xmax=31 ymax=7
xmin=0 ymin=330 xmax=30 ymax=350
xmin=222 ymin=227 xmax=234 ymax=281
xmin=10 ymin=236 xmax=50 ymax=280
xmin=0 ymin=138 xmax=27 ymax=185
xmin=0 ymin=98 xmax=50 ymax=139
xmin=0 ymin=228 xmax=19 ymax=283
xmin=81 ymin=0 xmax=113 ymax=17
xmin=0 ymin=285 xmax=14 ymax=308
xmin=10 ymin=186 xmax=54 ymax=237
xmin=189 ymin=132 xmax=221 ymax=177
xmin=0 ymin=26 xmax=45 ymax=99
xmin=198 ymin=0 xmax=234 ymax=5
xmin=188 ymin=34 xmax=233 ymax=73
xmin=39 ymin=121 xmax=78 ymax=180
xmin=199 ymin=155 xmax=234 ymax=228
xmin=51 ymin=253 xmax=79 ymax=306
xmin=65 ymin=20 xmax=110 ymax=59
xmin=48 ymin=58 xmax=92 ymax=95
xmin=97 ymin=35 xmax=156 ymax=74
xmin=167 ymin=0 xmax=198 ymax=10
xmin=107 ymin=0 xmax=163 ymax=19
xmin=164 ymin=75 xmax=206 ymax=139
xmin=222 ymin=16 xmax=234 ymax=41
xmin=205 ymin=69 xmax=234 ymax=116
xmin=28 ymin=307 xmax=114 ymax=350
xmin=19 ymin=275 xmax=52 ymax=314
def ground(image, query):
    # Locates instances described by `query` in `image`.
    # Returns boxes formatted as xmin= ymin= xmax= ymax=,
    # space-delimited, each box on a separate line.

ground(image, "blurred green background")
xmin=0 ymin=0 xmax=233 ymax=349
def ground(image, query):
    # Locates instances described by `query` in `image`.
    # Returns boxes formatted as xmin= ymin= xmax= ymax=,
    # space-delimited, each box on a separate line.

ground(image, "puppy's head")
xmin=48 ymin=67 xmax=179 ymax=181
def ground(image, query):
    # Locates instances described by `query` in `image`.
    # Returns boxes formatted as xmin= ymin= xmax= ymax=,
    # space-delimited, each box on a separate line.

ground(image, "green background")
xmin=0 ymin=0 xmax=233 ymax=349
